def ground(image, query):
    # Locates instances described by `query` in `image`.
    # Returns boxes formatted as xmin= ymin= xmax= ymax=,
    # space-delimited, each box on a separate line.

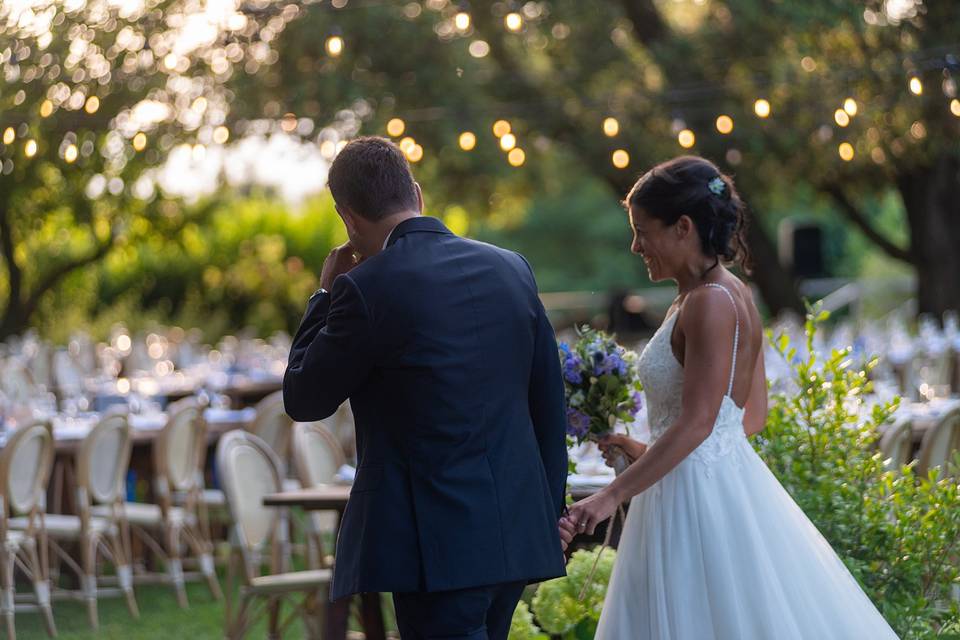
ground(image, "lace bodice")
xmin=636 ymin=284 xmax=747 ymax=468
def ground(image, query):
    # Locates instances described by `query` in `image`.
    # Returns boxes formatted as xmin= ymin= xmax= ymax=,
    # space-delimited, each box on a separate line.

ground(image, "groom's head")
xmin=327 ymin=136 xmax=423 ymax=256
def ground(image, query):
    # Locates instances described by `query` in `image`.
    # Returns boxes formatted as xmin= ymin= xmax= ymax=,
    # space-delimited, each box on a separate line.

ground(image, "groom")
xmin=283 ymin=137 xmax=568 ymax=639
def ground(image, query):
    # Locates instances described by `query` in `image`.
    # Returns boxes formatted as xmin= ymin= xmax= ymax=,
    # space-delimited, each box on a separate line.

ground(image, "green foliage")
xmin=523 ymin=547 xmax=617 ymax=639
xmin=508 ymin=600 xmax=549 ymax=640
xmin=754 ymin=305 xmax=960 ymax=638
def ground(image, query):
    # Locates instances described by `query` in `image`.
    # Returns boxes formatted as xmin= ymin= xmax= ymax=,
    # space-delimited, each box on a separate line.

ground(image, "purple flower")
xmin=563 ymin=355 xmax=583 ymax=384
xmin=595 ymin=353 xmax=624 ymax=377
xmin=566 ymin=408 xmax=590 ymax=439
xmin=629 ymin=390 xmax=644 ymax=417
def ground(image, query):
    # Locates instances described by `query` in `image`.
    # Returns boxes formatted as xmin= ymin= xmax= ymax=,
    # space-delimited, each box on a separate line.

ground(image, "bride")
xmin=562 ymin=156 xmax=899 ymax=639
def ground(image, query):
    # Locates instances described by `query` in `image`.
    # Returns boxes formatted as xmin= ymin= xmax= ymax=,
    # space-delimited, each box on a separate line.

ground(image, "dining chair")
xmin=878 ymin=416 xmax=914 ymax=473
xmin=216 ymin=431 xmax=330 ymax=639
xmin=0 ymin=421 xmax=57 ymax=638
xmin=10 ymin=412 xmax=140 ymax=629
xmin=91 ymin=398 xmax=222 ymax=607
xmin=916 ymin=404 xmax=960 ymax=477
xmin=290 ymin=422 xmax=346 ymax=569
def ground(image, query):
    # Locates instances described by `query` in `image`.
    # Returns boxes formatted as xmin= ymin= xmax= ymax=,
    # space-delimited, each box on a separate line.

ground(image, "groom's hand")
xmin=320 ymin=242 xmax=363 ymax=291
xmin=558 ymin=516 xmax=578 ymax=551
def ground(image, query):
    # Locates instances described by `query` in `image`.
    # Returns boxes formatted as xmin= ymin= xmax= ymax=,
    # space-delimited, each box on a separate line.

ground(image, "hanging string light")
xmin=2 ymin=128 xmax=14 ymax=145
xmin=612 ymin=149 xmax=630 ymax=169
xmin=499 ymin=133 xmax=516 ymax=151
xmin=843 ymin=98 xmax=858 ymax=116
xmin=85 ymin=96 xmax=100 ymax=114
xmin=326 ymin=35 xmax=344 ymax=57
xmin=399 ymin=137 xmax=416 ymax=154
xmin=458 ymin=131 xmax=476 ymax=150
xmin=909 ymin=76 xmax=923 ymax=95
xmin=754 ymin=99 xmax=771 ymax=118
xmin=492 ymin=120 xmax=511 ymax=137
xmin=504 ymin=12 xmax=523 ymax=32
xmin=387 ymin=118 xmax=406 ymax=137
xmin=951 ymin=99 xmax=960 ymax=116
xmin=213 ymin=126 xmax=230 ymax=144
xmin=40 ymin=100 xmax=54 ymax=118
xmin=678 ymin=129 xmax=696 ymax=148
xmin=715 ymin=115 xmax=734 ymax=134
xmin=507 ymin=147 xmax=525 ymax=166
xmin=834 ymin=109 xmax=850 ymax=127
xmin=603 ymin=117 xmax=619 ymax=137
xmin=133 ymin=133 xmax=147 ymax=151
xmin=454 ymin=11 xmax=471 ymax=31
xmin=407 ymin=144 xmax=423 ymax=162
xmin=838 ymin=142 xmax=854 ymax=161
xmin=24 ymin=139 xmax=38 ymax=157
xmin=64 ymin=144 xmax=78 ymax=163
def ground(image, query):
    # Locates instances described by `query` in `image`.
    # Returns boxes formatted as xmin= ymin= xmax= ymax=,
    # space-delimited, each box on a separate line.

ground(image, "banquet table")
xmin=262 ymin=486 xmax=387 ymax=640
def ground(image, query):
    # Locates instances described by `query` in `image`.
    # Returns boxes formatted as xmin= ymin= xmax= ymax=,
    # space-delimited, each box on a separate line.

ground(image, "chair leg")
xmin=167 ymin=526 xmax=188 ymax=608
xmin=81 ymin=536 xmax=99 ymax=630
xmin=108 ymin=532 xmax=139 ymax=620
xmin=2 ymin=552 xmax=15 ymax=640
xmin=187 ymin=529 xmax=223 ymax=601
xmin=25 ymin=542 xmax=56 ymax=638
xmin=267 ymin=596 xmax=281 ymax=640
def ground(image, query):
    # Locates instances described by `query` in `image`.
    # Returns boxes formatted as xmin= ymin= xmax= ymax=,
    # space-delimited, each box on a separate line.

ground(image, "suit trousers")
xmin=392 ymin=580 xmax=527 ymax=640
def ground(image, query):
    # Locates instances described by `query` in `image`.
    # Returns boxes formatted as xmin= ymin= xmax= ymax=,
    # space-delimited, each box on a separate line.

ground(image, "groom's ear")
xmin=336 ymin=205 xmax=360 ymax=236
xmin=414 ymin=182 xmax=424 ymax=214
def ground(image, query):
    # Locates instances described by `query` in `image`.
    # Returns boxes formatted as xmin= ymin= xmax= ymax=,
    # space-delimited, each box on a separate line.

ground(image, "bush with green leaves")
xmin=754 ymin=306 xmax=960 ymax=639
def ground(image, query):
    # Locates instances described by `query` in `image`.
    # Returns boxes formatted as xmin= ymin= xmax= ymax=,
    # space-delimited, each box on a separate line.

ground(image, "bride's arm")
xmin=565 ymin=289 xmax=736 ymax=534
xmin=743 ymin=351 xmax=768 ymax=436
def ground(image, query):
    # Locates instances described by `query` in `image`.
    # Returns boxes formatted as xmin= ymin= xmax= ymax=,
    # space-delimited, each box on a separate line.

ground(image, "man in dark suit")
xmin=283 ymin=137 xmax=568 ymax=639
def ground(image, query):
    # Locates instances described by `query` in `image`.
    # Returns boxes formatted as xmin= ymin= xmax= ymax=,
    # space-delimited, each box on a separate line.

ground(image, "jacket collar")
xmin=385 ymin=216 xmax=453 ymax=248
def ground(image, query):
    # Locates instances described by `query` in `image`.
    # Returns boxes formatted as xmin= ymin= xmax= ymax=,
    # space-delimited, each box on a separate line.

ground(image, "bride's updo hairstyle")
xmin=626 ymin=156 xmax=751 ymax=272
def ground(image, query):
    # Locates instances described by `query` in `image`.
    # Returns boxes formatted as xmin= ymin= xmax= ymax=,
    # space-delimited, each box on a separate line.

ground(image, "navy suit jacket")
xmin=283 ymin=216 xmax=568 ymax=600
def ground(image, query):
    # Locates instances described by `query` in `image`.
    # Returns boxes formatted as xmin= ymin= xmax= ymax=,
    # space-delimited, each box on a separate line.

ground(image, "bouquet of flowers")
xmin=559 ymin=326 xmax=643 ymax=473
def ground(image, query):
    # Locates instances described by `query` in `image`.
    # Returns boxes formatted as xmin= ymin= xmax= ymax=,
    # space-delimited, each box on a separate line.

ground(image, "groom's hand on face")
xmin=320 ymin=242 xmax=364 ymax=291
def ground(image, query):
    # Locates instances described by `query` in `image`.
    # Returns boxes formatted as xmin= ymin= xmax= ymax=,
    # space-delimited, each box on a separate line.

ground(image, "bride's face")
xmin=629 ymin=206 xmax=678 ymax=282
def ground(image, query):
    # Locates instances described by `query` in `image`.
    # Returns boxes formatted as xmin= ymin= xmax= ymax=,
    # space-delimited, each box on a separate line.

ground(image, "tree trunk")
xmin=898 ymin=154 xmax=960 ymax=318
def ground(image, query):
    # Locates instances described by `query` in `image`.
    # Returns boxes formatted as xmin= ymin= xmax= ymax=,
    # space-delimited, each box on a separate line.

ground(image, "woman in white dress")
xmin=561 ymin=156 xmax=899 ymax=639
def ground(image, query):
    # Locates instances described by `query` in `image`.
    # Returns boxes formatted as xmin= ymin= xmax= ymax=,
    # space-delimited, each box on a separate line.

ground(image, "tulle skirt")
xmin=594 ymin=430 xmax=900 ymax=639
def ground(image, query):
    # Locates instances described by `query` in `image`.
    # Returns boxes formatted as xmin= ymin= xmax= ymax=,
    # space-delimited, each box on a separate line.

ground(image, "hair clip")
xmin=708 ymin=176 xmax=726 ymax=196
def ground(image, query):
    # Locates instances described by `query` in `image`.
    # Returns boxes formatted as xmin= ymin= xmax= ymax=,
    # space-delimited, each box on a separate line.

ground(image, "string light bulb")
xmin=603 ymin=117 xmax=619 ymax=137
xmin=454 ymin=11 xmax=471 ymax=31
xmin=406 ymin=144 xmax=423 ymax=163
xmin=834 ymin=109 xmax=850 ymax=127
xmin=499 ymin=133 xmax=516 ymax=151
xmin=2 ymin=128 xmax=14 ymax=145
xmin=399 ymin=137 xmax=416 ymax=154
xmin=507 ymin=147 xmax=525 ymax=166
xmin=909 ymin=77 xmax=922 ymax=95
xmin=504 ymin=12 xmax=523 ymax=32
xmin=24 ymin=139 xmax=38 ymax=158
xmin=612 ymin=149 xmax=630 ymax=169
xmin=213 ymin=126 xmax=230 ymax=144
xmin=133 ymin=133 xmax=147 ymax=151
xmin=40 ymin=100 xmax=54 ymax=118
xmin=843 ymin=98 xmax=858 ymax=116
xmin=951 ymin=99 xmax=960 ymax=117
xmin=838 ymin=142 xmax=854 ymax=161
xmin=326 ymin=35 xmax=344 ymax=57
xmin=387 ymin=118 xmax=406 ymax=137
xmin=492 ymin=120 xmax=511 ymax=137
xmin=64 ymin=144 xmax=78 ymax=163
xmin=85 ymin=96 xmax=100 ymax=114
xmin=458 ymin=131 xmax=476 ymax=150
xmin=754 ymin=99 xmax=771 ymax=118
xmin=715 ymin=115 xmax=734 ymax=134
xmin=678 ymin=129 xmax=696 ymax=148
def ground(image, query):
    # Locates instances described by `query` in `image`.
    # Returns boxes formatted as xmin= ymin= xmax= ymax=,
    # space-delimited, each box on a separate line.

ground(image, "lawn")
xmin=13 ymin=580 xmax=398 ymax=639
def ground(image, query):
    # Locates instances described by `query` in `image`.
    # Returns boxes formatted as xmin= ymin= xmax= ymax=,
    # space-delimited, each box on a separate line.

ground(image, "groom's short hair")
xmin=327 ymin=136 xmax=419 ymax=221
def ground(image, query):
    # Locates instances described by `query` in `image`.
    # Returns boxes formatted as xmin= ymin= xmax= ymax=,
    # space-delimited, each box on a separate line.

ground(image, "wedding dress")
xmin=594 ymin=283 xmax=899 ymax=639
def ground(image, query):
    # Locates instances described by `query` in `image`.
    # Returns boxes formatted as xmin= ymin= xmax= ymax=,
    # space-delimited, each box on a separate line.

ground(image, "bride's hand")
xmin=566 ymin=489 xmax=619 ymax=536
xmin=598 ymin=434 xmax=647 ymax=466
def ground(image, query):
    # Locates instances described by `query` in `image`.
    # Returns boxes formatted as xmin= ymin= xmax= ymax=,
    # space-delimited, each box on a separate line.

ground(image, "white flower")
xmin=608 ymin=414 xmax=617 ymax=428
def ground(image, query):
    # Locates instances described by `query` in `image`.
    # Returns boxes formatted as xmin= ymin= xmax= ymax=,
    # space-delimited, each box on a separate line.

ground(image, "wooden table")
xmin=263 ymin=486 xmax=387 ymax=640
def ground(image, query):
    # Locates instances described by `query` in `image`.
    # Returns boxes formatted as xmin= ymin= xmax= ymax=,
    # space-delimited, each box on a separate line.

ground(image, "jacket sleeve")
xmin=283 ymin=274 xmax=375 ymax=422
xmin=526 ymin=278 xmax=569 ymax=519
